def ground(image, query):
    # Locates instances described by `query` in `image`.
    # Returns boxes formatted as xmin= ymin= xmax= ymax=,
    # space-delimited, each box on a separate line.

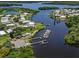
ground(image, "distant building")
xmin=60 ymin=15 xmax=66 ymax=19
xmin=55 ymin=10 xmax=60 ymax=14
xmin=23 ymin=12 xmax=29 ymax=15
xmin=6 ymin=14 xmax=11 ymax=17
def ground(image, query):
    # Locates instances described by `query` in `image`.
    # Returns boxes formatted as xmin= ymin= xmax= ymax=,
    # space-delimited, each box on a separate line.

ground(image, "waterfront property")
xmin=50 ymin=9 xmax=79 ymax=21
xmin=0 ymin=7 xmax=45 ymax=58
xmin=50 ymin=8 xmax=79 ymax=47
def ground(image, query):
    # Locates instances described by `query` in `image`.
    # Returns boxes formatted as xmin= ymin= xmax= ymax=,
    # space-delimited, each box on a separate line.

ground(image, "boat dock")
xmin=31 ymin=40 xmax=48 ymax=45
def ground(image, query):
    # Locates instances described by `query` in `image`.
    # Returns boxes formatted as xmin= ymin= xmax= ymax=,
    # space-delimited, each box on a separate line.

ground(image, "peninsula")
xmin=0 ymin=8 xmax=45 ymax=57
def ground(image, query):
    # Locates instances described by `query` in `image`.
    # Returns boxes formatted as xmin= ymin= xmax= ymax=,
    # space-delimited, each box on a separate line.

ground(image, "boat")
xmin=41 ymin=40 xmax=48 ymax=44
xmin=43 ymin=29 xmax=51 ymax=38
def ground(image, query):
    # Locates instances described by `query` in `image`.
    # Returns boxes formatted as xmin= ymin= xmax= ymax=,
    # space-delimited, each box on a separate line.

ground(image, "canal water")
xmin=2 ymin=2 xmax=79 ymax=58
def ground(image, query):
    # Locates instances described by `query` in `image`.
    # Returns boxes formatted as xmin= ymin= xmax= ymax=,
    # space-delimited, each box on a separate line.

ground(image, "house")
xmin=55 ymin=10 xmax=60 ymax=14
xmin=22 ymin=33 xmax=32 ymax=38
xmin=6 ymin=23 xmax=15 ymax=29
xmin=0 ymin=31 xmax=6 ymax=36
xmin=6 ymin=23 xmax=15 ymax=27
xmin=19 ymin=15 xmax=25 ymax=22
xmin=1 ymin=16 xmax=10 ymax=24
xmin=28 ymin=21 xmax=35 ymax=27
xmin=22 ymin=20 xmax=35 ymax=27
xmin=22 ymin=25 xmax=29 ymax=28
xmin=6 ymin=14 xmax=11 ymax=17
xmin=6 ymin=29 xmax=13 ymax=34
xmin=60 ymin=15 xmax=66 ymax=19
xmin=22 ymin=20 xmax=30 ymax=23
xmin=23 ymin=12 xmax=29 ymax=15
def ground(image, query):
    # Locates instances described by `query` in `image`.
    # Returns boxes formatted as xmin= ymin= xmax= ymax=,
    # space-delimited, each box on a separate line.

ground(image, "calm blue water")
xmin=2 ymin=2 xmax=79 ymax=58
xmin=4 ymin=10 xmax=19 ymax=15
xmin=13 ymin=3 xmax=79 ymax=10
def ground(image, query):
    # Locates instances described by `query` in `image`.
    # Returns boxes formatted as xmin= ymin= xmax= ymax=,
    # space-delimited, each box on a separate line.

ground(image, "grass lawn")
xmin=0 ymin=35 xmax=9 ymax=46
xmin=24 ymin=13 xmax=33 ymax=20
xmin=0 ymin=47 xmax=10 ymax=57
xmin=7 ymin=46 xmax=34 ymax=58
xmin=18 ymin=22 xmax=45 ymax=34
xmin=35 ymin=23 xmax=45 ymax=30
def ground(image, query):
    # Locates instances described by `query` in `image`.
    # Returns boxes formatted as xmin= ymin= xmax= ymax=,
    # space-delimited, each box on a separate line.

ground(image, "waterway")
xmin=2 ymin=2 xmax=79 ymax=58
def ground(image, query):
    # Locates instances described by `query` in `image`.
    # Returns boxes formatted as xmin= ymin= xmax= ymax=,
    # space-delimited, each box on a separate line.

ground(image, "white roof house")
xmin=19 ymin=15 xmax=25 ymax=22
xmin=23 ymin=12 xmax=29 ymax=15
xmin=22 ymin=20 xmax=35 ymax=27
xmin=60 ymin=15 xmax=66 ymax=19
xmin=6 ymin=14 xmax=11 ymax=17
xmin=22 ymin=25 xmax=29 ymax=28
xmin=0 ymin=31 xmax=6 ymax=36
xmin=55 ymin=10 xmax=60 ymax=13
xmin=6 ymin=29 xmax=13 ymax=33
xmin=6 ymin=23 xmax=15 ymax=27
xmin=29 ymin=21 xmax=35 ymax=27
xmin=1 ymin=16 xmax=10 ymax=24
xmin=22 ymin=20 xmax=30 ymax=23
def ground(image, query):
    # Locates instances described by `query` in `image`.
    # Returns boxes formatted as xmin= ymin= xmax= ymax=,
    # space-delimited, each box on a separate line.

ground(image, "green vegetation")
xmin=0 ymin=35 xmax=9 ymax=46
xmin=0 ymin=47 xmax=11 ymax=57
xmin=0 ymin=7 xmax=45 ymax=57
xmin=0 ymin=23 xmax=7 ymax=30
xmin=50 ymin=8 xmax=79 ymax=47
xmin=0 ymin=3 xmax=22 ymax=6
xmin=64 ymin=8 xmax=79 ymax=9
xmin=49 ymin=12 xmax=55 ymax=19
xmin=42 ymin=1 xmax=79 ymax=5
xmin=12 ymin=22 xmax=45 ymax=38
xmin=4 ymin=1 xmax=41 ymax=3
xmin=35 ymin=23 xmax=45 ymax=30
xmin=39 ymin=6 xmax=59 ymax=10
xmin=24 ymin=13 xmax=33 ymax=20
xmin=31 ymin=23 xmax=45 ymax=37
xmin=0 ymin=8 xmax=39 ymax=14
xmin=49 ymin=11 xmax=64 ymax=21
xmin=64 ymin=16 xmax=79 ymax=46
xmin=7 ymin=46 xmax=34 ymax=58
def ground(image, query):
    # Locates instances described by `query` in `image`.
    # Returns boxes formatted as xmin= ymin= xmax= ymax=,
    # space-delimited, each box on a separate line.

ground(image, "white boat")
xmin=43 ymin=29 xmax=51 ymax=38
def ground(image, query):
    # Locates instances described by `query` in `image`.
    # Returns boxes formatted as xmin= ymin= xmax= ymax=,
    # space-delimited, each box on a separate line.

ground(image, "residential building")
xmin=1 ymin=16 xmax=11 ymax=24
xmin=0 ymin=31 xmax=6 ymax=36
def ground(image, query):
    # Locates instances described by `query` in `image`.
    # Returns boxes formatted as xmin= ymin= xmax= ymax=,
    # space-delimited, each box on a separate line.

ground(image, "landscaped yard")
xmin=0 ymin=35 xmax=9 ymax=46
xmin=0 ymin=47 xmax=11 ymax=58
xmin=7 ymin=46 xmax=34 ymax=58
xmin=24 ymin=13 xmax=33 ymax=20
